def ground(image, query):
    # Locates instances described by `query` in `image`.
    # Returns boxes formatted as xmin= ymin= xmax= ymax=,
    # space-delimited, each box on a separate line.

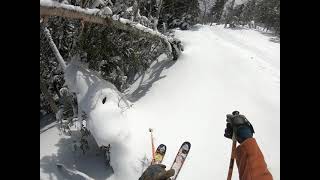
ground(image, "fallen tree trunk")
xmin=40 ymin=1 xmax=173 ymax=54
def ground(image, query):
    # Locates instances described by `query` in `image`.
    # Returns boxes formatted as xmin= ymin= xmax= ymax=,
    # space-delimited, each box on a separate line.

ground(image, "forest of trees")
xmin=40 ymin=0 xmax=280 ymax=123
xmin=202 ymin=0 xmax=280 ymax=34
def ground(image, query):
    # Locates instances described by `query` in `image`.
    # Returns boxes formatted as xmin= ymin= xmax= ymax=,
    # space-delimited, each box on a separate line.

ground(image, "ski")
xmin=170 ymin=141 xmax=191 ymax=180
xmin=152 ymin=144 xmax=167 ymax=164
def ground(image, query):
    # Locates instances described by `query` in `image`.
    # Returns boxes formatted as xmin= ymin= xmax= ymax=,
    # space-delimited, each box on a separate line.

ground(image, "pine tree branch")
xmin=40 ymin=77 xmax=59 ymax=114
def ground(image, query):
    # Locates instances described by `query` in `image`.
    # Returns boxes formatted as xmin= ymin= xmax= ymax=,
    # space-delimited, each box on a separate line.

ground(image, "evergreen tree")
xmin=209 ymin=0 xmax=227 ymax=23
xmin=255 ymin=0 xmax=280 ymax=33
xmin=240 ymin=0 xmax=257 ymax=25
xmin=160 ymin=0 xmax=200 ymax=29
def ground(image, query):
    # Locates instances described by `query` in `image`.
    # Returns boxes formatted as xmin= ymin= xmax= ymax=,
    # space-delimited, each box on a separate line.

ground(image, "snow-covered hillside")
xmin=40 ymin=24 xmax=280 ymax=180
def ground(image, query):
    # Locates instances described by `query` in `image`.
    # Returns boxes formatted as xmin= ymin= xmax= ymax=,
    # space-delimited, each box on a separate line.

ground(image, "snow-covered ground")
xmin=40 ymin=24 xmax=280 ymax=180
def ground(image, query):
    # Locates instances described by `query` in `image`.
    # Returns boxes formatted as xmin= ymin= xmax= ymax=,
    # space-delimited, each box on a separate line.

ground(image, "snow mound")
xmin=64 ymin=58 xmax=131 ymax=145
xmin=64 ymin=59 xmax=139 ymax=179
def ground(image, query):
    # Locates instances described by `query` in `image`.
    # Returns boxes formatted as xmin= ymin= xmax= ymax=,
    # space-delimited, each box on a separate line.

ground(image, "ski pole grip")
xmin=226 ymin=111 xmax=241 ymax=124
xmin=232 ymin=111 xmax=240 ymax=115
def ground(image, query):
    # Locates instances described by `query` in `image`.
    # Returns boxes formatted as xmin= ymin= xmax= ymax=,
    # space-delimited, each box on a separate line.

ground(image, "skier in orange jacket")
xmin=139 ymin=111 xmax=273 ymax=180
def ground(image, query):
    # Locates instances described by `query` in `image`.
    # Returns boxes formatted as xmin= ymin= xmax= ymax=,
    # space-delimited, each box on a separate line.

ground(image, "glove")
xmin=139 ymin=164 xmax=175 ymax=180
xmin=224 ymin=111 xmax=255 ymax=143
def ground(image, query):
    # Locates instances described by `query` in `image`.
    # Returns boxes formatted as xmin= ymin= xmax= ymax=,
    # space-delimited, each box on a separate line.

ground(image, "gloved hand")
xmin=224 ymin=111 xmax=255 ymax=143
xmin=139 ymin=164 xmax=175 ymax=180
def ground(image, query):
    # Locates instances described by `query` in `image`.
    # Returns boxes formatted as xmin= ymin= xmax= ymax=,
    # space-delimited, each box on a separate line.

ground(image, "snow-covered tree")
xmin=209 ymin=0 xmax=227 ymax=24
xmin=235 ymin=0 xmax=280 ymax=34
xmin=254 ymin=0 xmax=280 ymax=33
xmin=160 ymin=0 xmax=200 ymax=30
xmin=199 ymin=0 xmax=216 ymax=24
xmin=240 ymin=0 xmax=257 ymax=26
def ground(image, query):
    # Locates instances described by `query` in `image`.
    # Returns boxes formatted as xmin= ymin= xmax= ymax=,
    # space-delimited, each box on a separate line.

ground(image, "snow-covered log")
xmin=40 ymin=0 xmax=175 ymax=55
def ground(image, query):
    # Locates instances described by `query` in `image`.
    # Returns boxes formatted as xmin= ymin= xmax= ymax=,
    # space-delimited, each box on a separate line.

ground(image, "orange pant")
xmin=236 ymin=138 xmax=273 ymax=180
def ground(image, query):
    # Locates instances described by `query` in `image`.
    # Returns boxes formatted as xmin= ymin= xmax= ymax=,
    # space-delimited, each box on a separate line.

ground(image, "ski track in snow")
xmin=40 ymin=24 xmax=280 ymax=180
xmin=209 ymin=26 xmax=280 ymax=86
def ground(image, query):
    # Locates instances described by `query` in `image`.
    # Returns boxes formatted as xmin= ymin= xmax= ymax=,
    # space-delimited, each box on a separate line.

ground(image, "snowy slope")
xmin=126 ymin=24 xmax=280 ymax=180
xmin=40 ymin=24 xmax=280 ymax=180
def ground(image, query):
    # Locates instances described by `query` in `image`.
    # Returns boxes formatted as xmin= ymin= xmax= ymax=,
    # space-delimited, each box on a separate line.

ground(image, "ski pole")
xmin=149 ymin=128 xmax=156 ymax=164
xmin=227 ymin=131 xmax=237 ymax=180
xmin=227 ymin=110 xmax=239 ymax=180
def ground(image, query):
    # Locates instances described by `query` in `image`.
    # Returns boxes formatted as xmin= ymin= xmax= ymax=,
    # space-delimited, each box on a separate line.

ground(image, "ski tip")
xmin=182 ymin=141 xmax=191 ymax=147
xmin=156 ymin=144 xmax=167 ymax=152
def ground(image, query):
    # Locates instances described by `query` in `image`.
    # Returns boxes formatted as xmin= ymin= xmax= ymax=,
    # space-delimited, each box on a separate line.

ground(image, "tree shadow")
xmin=127 ymin=58 xmax=177 ymax=102
xmin=254 ymin=29 xmax=280 ymax=43
xmin=257 ymin=30 xmax=276 ymax=37
xmin=40 ymin=130 xmax=114 ymax=180
xmin=40 ymin=113 xmax=56 ymax=129
xmin=188 ymin=25 xmax=203 ymax=31
xmin=269 ymin=37 xmax=280 ymax=43
xmin=40 ymin=123 xmax=58 ymax=134
xmin=228 ymin=26 xmax=248 ymax=30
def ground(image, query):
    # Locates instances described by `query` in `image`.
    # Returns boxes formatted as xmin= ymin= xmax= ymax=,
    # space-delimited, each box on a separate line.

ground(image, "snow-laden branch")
xmin=40 ymin=0 xmax=172 ymax=53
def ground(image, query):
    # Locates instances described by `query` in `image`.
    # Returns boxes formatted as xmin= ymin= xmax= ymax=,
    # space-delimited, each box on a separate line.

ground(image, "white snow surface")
xmin=40 ymin=24 xmax=279 ymax=180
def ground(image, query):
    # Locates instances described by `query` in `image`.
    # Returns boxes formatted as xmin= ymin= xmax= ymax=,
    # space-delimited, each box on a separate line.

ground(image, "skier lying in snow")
xmin=139 ymin=111 xmax=273 ymax=180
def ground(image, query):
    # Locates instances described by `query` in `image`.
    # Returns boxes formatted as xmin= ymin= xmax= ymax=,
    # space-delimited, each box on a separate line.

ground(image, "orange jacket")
xmin=236 ymin=138 xmax=273 ymax=180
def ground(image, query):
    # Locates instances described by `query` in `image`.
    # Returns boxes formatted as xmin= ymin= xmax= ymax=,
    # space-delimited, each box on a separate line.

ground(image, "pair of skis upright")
xmin=150 ymin=129 xmax=191 ymax=180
